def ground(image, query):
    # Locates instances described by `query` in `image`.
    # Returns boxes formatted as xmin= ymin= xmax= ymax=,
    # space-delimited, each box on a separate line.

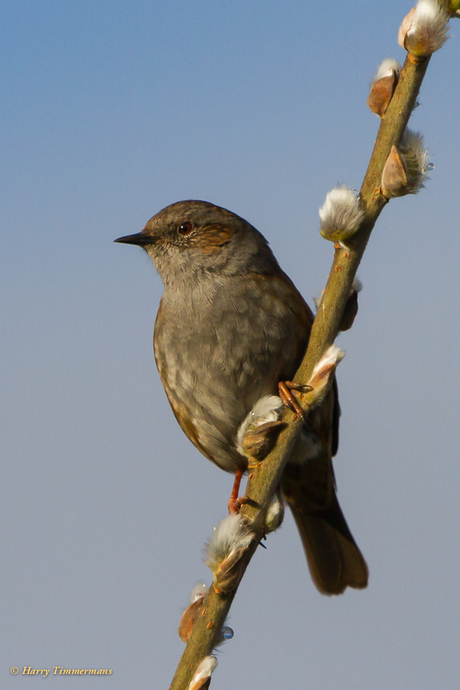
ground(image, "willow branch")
xmin=169 ymin=52 xmax=432 ymax=690
xmin=299 ymin=53 xmax=430 ymax=380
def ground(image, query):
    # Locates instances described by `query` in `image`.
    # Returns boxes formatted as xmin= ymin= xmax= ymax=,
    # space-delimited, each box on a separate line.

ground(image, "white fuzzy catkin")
xmin=188 ymin=656 xmax=218 ymax=690
xmin=264 ymin=492 xmax=285 ymax=533
xmin=374 ymin=58 xmax=402 ymax=81
xmin=399 ymin=0 xmax=450 ymax=55
xmin=236 ymin=395 xmax=284 ymax=456
xmin=400 ymin=129 xmax=430 ymax=192
xmin=319 ymin=185 xmax=364 ymax=245
xmin=204 ymin=514 xmax=253 ymax=573
xmin=367 ymin=58 xmax=402 ymax=117
xmin=311 ymin=345 xmax=345 ymax=380
xmin=381 ymin=129 xmax=430 ymax=197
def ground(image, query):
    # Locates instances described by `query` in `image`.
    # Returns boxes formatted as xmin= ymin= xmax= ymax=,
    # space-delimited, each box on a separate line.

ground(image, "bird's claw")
xmin=278 ymin=381 xmax=309 ymax=425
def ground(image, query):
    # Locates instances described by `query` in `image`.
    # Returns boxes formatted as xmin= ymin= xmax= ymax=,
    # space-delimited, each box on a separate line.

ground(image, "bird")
xmin=115 ymin=199 xmax=368 ymax=595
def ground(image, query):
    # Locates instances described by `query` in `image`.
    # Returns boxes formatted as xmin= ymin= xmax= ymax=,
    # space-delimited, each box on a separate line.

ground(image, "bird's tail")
xmin=281 ymin=460 xmax=368 ymax=595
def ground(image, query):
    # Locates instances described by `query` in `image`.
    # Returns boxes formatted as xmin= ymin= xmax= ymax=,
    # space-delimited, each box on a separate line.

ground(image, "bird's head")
xmin=115 ymin=200 xmax=278 ymax=287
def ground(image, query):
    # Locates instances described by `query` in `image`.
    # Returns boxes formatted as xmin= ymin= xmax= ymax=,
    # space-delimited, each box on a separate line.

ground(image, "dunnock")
xmin=115 ymin=200 xmax=368 ymax=594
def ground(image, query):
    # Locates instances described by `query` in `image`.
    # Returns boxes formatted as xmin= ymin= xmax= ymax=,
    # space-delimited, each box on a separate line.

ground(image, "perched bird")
xmin=115 ymin=200 xmax=368 ymax=595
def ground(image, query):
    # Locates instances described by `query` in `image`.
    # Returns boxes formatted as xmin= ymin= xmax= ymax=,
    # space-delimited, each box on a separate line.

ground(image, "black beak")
xmin=114 ymin=232 xmax=154 ymax=246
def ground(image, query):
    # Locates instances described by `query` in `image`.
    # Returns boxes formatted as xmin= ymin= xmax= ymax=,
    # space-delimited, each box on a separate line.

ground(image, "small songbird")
xmin=115 ymin=200 xmax=368 ymax=595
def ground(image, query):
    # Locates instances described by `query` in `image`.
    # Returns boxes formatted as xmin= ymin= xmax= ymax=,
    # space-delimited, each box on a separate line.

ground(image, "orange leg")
xmin=228 ymin=468 xmax=249 ymax=514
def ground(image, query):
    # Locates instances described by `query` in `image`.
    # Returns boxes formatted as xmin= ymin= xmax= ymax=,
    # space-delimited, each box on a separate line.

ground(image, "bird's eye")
xmin=178 ymin=222 xmax=193 ymax=235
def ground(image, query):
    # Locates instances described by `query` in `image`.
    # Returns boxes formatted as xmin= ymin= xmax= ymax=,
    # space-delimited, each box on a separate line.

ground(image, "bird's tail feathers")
xmin=285 ymin=487 xmax=368 ymax=595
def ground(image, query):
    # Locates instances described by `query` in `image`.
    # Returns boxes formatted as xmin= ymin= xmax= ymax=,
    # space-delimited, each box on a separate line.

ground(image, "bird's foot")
xmin=228 ymin=468 xmax=248 ymax=514
xmin=278 ymin=381 xmax=312 ymax=425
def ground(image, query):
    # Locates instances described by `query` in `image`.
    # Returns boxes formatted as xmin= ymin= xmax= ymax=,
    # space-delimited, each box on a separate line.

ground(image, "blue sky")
xmin=2 ymin=2 xmax=460 ymax=689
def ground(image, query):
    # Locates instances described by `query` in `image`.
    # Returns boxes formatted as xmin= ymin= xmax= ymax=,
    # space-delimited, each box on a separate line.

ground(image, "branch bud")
xmin=398 ymin=0 xmax=450 ymax=56
xmin=319 ymin=185 xmax=364 ymax=247
xmin=178 ymin=583 xmax=208 ymax=643
xmin=264 ymin=489 xmax=285 ymax=533
xmin=381 ymin=130 xmax=430 ymax=198
xmin=204 ymin=515 xmax=254 ymax=593
xmin=367 ymin=59 xmax=401 ymax=117
xmin=296 ymin=345 xmax=345 ymax=411
xmin=188 ymin=656 xmax=217 ymax=690
xmin=237 ymin=395 xmax=285 ymax=460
